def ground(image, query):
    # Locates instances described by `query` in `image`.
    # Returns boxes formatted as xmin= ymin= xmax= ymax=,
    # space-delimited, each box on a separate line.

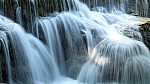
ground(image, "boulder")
xmin=138 ymin=18 xmax=150 ymax=49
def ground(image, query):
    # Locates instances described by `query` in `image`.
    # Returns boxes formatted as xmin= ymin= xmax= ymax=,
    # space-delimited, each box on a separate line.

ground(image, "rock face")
xmin=139 ymin=21 xmax=150 ymax=49
xmin=118 ymin=17 xmax=150 ymax=50
xmin=122 ymin=27 xmax=142 ymax=41
xmin=0 ymin=32 xmax=8 ymax=83
xmin=0 ymin=26 xmax=32 ymax=83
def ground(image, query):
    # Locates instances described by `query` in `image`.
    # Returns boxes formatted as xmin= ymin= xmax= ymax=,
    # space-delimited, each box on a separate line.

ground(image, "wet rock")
xmin=0 ymin=24 xmax=32 ymax=83
xmin=122 ymin=27 xmax=142 ymax=41
xmin=118 ymin=17 xmax=150 ymax=49
xmin=0 ymin=41 xmax=2 ymax=82
xmin=139 ymin=20 xmax=150 ymax=49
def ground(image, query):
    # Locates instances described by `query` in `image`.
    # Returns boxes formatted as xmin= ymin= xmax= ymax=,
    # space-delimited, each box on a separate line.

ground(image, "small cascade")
xmin=34 ymin=16 xmax=66 ymax=75
xmin=81 ymin=0 xmax=149 ymax=17
xmin=81 ymin=0 xmax=127 ymax=13
xmin=1 ymin=0 xmax=79 ymax=31
xmin=1 ymin=0 xmax=149 ymax=31
xmin=0 ymin=15 xmax=61 ymax=83
xmin=78 ymin=34 xmax=150 ymax=84
xmin=127 ymin=0 xmax=149 ymax=16
xmin=34 ymin=12 xmax=109 ymax=78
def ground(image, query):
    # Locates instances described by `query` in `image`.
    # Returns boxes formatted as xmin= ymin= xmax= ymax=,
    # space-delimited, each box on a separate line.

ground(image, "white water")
xmin=0 ymin=0 xmax=150 ymax=84
xmin=0 ymin=15 xmax=61 ymax=83
xmin=77 ymin=35 xmax=150 ymax=84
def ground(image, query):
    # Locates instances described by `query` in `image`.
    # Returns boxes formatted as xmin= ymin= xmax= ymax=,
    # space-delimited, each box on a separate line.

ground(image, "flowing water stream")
xmin=0 ymin=0 xmax=150 ymax=84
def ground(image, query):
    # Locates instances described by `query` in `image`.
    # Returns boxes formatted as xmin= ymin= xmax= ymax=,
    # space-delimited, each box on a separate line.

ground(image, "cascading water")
xmin=81 ymin=0 xmax=149 ymax=16
xmin=0 ymin=29 xmax=12 ymax=84
xmin=0 ymin=0 xmax=150 ymax=84
xmin=77 ymin=34 xmax=150 ymax=84
xmin=0 ymin=16 xmax=61 ymax=83
xmin=1 ymin=0 xmax=149 ymax=30
xmin=34 ymin=12 xmax=109 ymax=78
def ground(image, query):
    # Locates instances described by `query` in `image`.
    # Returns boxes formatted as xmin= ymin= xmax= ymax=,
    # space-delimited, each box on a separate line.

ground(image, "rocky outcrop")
xmin=139 ymin=20 xmax=150 ymax=49
xmin=118 ymin=17 xmax=150 ymax=49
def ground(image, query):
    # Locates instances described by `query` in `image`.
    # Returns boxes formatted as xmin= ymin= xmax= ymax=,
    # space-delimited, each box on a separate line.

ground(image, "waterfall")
xmin=77 ymin=35 xmax=150 ymax=84
xmin=0 ymin=0 xmax=150 ymax=84
xmin=34 ymin=11 xmax=110 ymax=78
xmin=34 ymin=16 xmax=66 ymax=75
xmin=1 ymin=0 xmax=149 ymax=30
xmin=81 ymin=0 xmax=127 ymax=13
xmin=0 ymin=30 xmax=12 ymax=84
xmin=81 ymin=0 xmax=149 ymax=16
xmin=0 ymin=15 xmax=61 ymax=83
